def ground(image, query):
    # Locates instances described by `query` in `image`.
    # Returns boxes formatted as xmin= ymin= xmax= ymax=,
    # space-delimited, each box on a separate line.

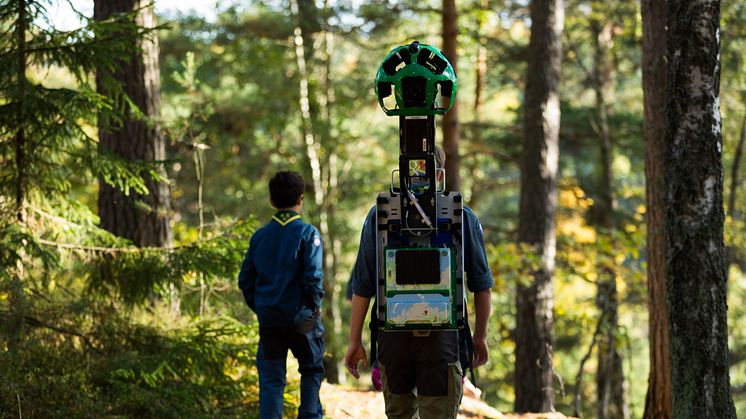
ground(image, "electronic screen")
xmin=395 ymin=249 xmax=440 ymax=285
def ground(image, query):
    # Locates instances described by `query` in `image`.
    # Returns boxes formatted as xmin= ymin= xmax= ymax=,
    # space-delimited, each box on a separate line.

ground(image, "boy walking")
xmin=238 ymin=171 xmax=325 ymax=419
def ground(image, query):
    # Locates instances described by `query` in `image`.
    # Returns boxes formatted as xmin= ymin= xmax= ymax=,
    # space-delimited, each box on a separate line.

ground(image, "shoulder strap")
xmin=461 ymin=300 xmax=477 ymax=385
xmin=369 ymin=303 xmax=378 ymax=365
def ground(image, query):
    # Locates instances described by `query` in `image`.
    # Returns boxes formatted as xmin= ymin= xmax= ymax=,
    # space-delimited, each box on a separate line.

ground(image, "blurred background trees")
xmin=1 ymin=0 xmax=744 ymax=417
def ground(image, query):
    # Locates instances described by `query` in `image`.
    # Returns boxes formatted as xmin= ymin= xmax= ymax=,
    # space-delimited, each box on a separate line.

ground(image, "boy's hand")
xmin=294 ymin=308 xmax=320 ymax=334
xmin=344 ymin=341 xmax=368 ymax=379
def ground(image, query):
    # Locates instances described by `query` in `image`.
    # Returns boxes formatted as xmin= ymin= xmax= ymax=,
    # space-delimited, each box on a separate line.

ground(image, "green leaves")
xmin=0 ymin=309 xmax=262 ymax=418
xmin=53 ymin=218 xmax=257 ymax=306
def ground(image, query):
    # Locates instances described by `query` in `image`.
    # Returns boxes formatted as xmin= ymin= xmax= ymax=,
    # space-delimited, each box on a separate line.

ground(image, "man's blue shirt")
xmin=350 ymin=205 xmax=493 ymax=298
xmin=238 ymin=211 xmax=324 ymax=327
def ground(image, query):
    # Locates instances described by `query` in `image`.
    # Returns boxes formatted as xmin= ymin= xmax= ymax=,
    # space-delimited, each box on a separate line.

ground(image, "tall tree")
xmin=588 ymin=2 xmax=628 ymax=417
xmin=665 ymin=0 xmax=736 ymax=417
xmin=473 ymin=0 xmax=487 ymax=140
xmin=514 ymin=0 xmax=564 ymax=412
xmin=641 ymin=0 xmax=672 ymax=417
xmin=14 ymin=0 xmax=27 ymax=224
xmin=1 ymin=0 xmax=148 ymax=344
xmin=442 ymin=0 xmax=460 ymax=191
xmin=318 ymin=0 xmax=347 ymax=385
xmin=95 ymin=0 xmax=172 ymax=247
xmin=289 ymin=0 xmax=343 ymax=383
xmin=7 ymin=0 xmax=28 ymax=347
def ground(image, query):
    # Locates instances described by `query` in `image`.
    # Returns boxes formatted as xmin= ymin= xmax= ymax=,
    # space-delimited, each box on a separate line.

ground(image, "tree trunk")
xmin=94 ymin=0 xmax=171 ymax=248
xmin=589 ymin=3 xmax=628 ymax=417
xmin=595 ymin=274 xmax=628 ymax=419
xmin=320 ymin=4 xmax=344 ymax=385
xmin=8 ymin=0 xmax=28 ymax=349
xmin=590 ymin=14 xmax=615 ymax=223
xmin=612 ymin=351 xmax=630 ymax=419
xmin=665 ymin=0 xmax=736 ymax=417
xmin=514 ymin=0 xmax=564 ymax=412
xmin=641 ymin=0 xmax=672 ymax=417
xmin=727 ymin=113 xmax=745 ymax=219
xmin=289 ymin=0 xmax=341 ymax=384
xmin=473 ymin=0 xmax=487 ymax=128
xmin=725 ymin=112 xmax=746 ymax=272
xmin=442 ymin=0 xmax=460 ymax=191
xmin=468 ymin=0 xmax=487 ymax=209
xmin=15 ymin=0 xmax=26 ymax=224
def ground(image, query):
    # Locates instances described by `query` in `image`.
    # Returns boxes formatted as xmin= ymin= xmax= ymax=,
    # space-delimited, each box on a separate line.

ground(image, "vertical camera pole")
xmin=399 ymin=114 xmax=437 ymax=233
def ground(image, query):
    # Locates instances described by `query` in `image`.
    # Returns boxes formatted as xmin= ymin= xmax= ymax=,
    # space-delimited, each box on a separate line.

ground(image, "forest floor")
xmin=319 ymin=382 xmax=574 ymax=419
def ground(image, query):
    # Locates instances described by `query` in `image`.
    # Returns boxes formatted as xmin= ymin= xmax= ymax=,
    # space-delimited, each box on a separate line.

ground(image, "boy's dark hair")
xmin=269 ymin=171 xmax=305 ymax=208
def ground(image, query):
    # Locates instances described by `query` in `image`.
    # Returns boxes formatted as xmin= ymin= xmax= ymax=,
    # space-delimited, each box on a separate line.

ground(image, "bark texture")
xmin=442 ymin=0 xmax=460 ymax=192
xmin=514 ymin=0 xmax=564 ymax=412
xmin=665 ymin=0 xmax=736 ymax=417
xmin=95 ymin=0 xmax=171 ymax=247
xmin=641 ymin=0 xmax=672 ymax=417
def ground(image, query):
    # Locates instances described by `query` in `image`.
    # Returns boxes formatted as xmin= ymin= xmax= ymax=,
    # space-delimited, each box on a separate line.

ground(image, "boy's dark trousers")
xmin=257 ymin=325 xmax=325 ymax=419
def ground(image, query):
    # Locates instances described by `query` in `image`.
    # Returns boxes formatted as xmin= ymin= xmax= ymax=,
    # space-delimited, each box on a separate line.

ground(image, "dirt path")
xmin=319 ymin=382 xmax=572 ymax=419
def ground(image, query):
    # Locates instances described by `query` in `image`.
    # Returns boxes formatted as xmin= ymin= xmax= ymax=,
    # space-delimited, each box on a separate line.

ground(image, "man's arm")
xmin=472 ymin=289 xmax=491 ymax=367
xmin=345 ymin=207 xmax=377 ymax=379
xmin=302 ymin=228 xmax=324 ymax=309
xmin=344 ymin=294 xmax=371 ymax=379
xmin=463 ymin=207 xmax=495 ymax=368
xmin=237 ymin=241 xmax=257 ymax=311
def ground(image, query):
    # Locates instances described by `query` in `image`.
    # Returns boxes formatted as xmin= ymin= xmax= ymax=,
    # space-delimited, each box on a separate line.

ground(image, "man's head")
xmin=269 ymin=171 xmax=305 ymax=210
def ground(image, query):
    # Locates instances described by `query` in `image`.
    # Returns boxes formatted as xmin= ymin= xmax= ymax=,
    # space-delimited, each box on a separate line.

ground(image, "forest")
xmin=0 ymin=0 xmax=744 ymax=418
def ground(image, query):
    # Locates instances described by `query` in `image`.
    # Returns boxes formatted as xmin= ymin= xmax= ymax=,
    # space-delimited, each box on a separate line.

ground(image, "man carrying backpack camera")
xmin=344 ymin=147 xmax=493 ymax=419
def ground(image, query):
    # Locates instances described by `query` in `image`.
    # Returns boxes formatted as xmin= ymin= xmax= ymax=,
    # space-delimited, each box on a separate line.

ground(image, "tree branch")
xmin=573 ymin=310 xmax=607 ymax=417
xmin=7 ymin=313 xmax=103 ymax=353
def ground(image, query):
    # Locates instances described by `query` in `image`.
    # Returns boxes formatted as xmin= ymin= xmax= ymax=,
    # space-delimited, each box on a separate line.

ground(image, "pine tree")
xmin=514 ymin=0 xmax=564 ymax=412
xmin=442 ymin=0 xmax=460 ymax=191
xmin=665 ymin=0 xmax=736 ymax=417
xmin=641 ymin=0 xmax=672 ymax=417
xmin=94 ymin=0 xmax=172 ymax=248
xmin=0 ymin=0 xmax=152 ymax=339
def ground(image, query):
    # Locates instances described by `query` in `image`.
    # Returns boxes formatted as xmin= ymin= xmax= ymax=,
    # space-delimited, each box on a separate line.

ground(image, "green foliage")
xmin=98 ymin=319 xmax=260 ymax=418
xmin=0 ymin=1 xmax=156 ymax=207
xmin=87 ymin=219 xmax=255 ymax=306
xmin=0 ymin=310 xmax=262 ymax=418
xmin=0 ymin=2 xmax=270 ymax=418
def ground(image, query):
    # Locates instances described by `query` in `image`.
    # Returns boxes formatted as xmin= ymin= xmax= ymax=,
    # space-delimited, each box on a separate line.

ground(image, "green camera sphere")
xmin=374 ymin=41 xmax=458 ymax=116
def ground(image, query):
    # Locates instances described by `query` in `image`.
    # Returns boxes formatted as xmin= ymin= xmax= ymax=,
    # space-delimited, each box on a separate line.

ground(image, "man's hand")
xmin=344 ymin=340 xmax=368 ymax=379
xmin=473 ymin=334 xmax=489 ymax=367
xmin=472 ymin=289 xmax=491 ymax=368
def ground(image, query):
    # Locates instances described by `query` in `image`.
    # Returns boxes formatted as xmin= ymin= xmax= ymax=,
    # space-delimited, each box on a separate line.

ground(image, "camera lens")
xmin=401 ymin=76 xmax=427 ymax=107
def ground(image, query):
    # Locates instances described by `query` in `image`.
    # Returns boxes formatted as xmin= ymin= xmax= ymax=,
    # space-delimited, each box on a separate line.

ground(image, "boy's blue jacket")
xmin=238 ymin=211 xmax=324 ymax=327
